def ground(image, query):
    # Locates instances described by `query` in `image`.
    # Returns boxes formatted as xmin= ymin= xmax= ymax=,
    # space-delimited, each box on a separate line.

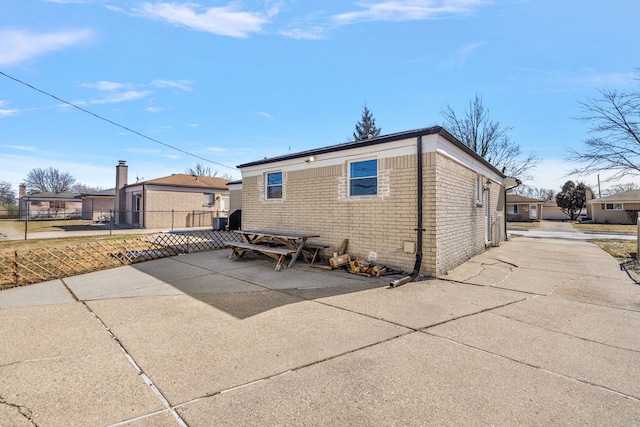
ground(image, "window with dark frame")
xmin=349 ymin=159 xmax=377 ymax=196
xmin=266 ymin=172 xmax=283 ymax=199
xmin=507 ymin=204 xmax=518 ymax=214
xmin=204 ymin=193 xmax=215 ymax=206
xmin=601 ymin=203 xmax=623 ymax=210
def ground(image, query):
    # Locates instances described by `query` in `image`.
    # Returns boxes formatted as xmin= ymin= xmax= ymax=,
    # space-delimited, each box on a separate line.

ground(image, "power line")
xmin=0 ymin=71 xmax=237 ymax=172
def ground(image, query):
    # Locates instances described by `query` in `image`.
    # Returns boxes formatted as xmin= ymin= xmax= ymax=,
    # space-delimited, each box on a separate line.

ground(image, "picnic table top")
xmin=234 ymin=229 xmax=320 ymax=240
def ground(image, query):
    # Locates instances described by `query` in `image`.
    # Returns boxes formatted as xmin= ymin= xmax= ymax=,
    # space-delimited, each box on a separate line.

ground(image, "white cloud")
xmin=90 ymin=90 xmax=152 ymax=104
xmin=42 ymin=0 xmax=89 ymax=3
xmin=139 ymin=2 xmax=271 ymax=38
xmin=279 ymin=26 xmax=328 ymax=40
xmin=207 ymin=146 xmax=229 ymax=153
xmin=3 ymin=145 xmax=35 ymax=151
xmin=80 ymin=81 xmax=133 ymax=91
xmin=145 ymin=106 xmax=164 ymax=113
xmin=333 ymin=0 xmax=487 ymax=24
xmin=258 ymin=111 xmax=274 ymax=120
xmin=511 ymin=68 xmax=639 ymax=93
xmin=0 ymin=109 xmax=20 ymax=117
xmin=150 ymin=79 xmax=194 ymax=92
xmin=439 ymin=40 xmax=486 ymax=68
xmin=0 ymin=29 xmax=94 ymax=66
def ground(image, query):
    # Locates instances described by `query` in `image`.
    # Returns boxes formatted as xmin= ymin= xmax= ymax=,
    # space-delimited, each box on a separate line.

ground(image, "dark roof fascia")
xmin=237 ymin=126 xmax=505 ymax=178
xmin=23 ymin=192 xmax=81 ymax=200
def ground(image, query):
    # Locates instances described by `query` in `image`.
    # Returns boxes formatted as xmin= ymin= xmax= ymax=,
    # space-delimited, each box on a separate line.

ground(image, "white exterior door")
xmin=529 ymin=204 xmax=538 ymax=220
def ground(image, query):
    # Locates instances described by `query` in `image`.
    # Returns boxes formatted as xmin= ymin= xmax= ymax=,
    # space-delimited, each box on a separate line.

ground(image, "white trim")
xmin=241 ymin=134 xmax=505 ymax=185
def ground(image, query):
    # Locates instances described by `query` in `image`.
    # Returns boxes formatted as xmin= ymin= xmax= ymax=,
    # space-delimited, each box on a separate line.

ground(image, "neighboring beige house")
xmin=588 ymin=189 xmax=640 ymax=224
xmin=19 ymin=189 xmax=82 ymax=219
xmin=114 ymin=161 xmax=230 ymax=229
xmin=237 ymin=126 xmax=516 ymax=277
xmin=506 ymin=194 xmax=542 ymax=221
xmin=542 ymin=201 xmax=569 ymax=220
xmin=228 ymin=180 xmax=243 ymax=214
xmin=81 ymin=188 xmax=115 ymax=221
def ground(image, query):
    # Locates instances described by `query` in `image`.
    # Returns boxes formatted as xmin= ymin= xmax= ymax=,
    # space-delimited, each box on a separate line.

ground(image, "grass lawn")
xmin=0 ymin=233 xmax=152 ymax=254
xmin=589 ymin=239 xmax=637 ymax=260
xmin=507 ymin=221 xmax=540 ymax=230
xmin=572 ymin=223 xmax=636 ymax=234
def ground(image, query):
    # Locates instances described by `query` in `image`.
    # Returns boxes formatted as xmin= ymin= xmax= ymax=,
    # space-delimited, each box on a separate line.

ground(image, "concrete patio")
xmin=0 ymin=236 xmax=639 ymax=426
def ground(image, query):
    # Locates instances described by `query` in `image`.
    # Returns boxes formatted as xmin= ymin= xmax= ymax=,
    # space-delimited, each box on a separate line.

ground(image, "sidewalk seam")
xmin=78 ymin=299 xmax=189 ymax=427
xmin=424 ymin=332 xmax=640 ymax=402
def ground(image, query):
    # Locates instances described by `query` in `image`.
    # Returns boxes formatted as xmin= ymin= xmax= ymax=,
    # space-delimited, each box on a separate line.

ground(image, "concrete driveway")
xmin=1 ymin=236 xmax=639 ymax=426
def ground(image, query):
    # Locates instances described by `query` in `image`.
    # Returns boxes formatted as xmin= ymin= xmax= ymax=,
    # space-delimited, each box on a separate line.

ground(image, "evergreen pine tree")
xmin=353 ymin=104 xmax=381 ymax=141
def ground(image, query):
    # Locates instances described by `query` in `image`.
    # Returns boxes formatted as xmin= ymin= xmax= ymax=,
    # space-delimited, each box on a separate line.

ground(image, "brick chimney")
xmin=114 ymin=160 xmax=128 ymax=224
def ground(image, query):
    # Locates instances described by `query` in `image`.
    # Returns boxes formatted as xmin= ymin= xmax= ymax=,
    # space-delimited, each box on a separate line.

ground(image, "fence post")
xmin=192 ymin=211 xmax=195 ymax=228
xmin=109 ymin=210 xmax=113 ymax=236
xmin=14 ymin=250 xmax=19 ymax=286
xmin=636 ymin=217 xmax=640 ymax=259
xmin=172 ymin=210 xmax=174 ymax=231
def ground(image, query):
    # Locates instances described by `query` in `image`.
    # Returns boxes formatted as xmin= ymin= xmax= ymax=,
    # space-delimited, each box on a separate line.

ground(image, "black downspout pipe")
xmin=390 ymin=135 xmax=424 ymax=287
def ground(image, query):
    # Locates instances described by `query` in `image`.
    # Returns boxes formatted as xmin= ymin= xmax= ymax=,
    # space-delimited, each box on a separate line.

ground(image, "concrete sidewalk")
xmin=1 ymin=236 xmax=639 ymax=426
xmin=508 ymin=220 xmax=636 ymax=240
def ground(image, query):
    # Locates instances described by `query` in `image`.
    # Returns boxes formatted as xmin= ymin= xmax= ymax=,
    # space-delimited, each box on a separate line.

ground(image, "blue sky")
xmin=1 ymin=0 xmax=638 ymax=195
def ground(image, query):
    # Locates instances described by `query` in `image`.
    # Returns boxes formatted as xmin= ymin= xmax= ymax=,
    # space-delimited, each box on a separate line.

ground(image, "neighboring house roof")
xmin=506 ymin=194 xmax=542 ymax=204
xmin=237 ymin=126 xmax=506 ymax=178
xmin=82 ymin=188 xmax=115 ymax=197
xmin=22 ymin=192 xmax=81 ymax=200
xmin=125 ymin=174 xmax=229 ymax=190
xmin=588 ymin=189 xmax=640 ymax=204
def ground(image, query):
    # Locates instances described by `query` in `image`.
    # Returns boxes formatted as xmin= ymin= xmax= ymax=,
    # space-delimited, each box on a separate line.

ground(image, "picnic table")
xmin=224 ymin=229 xmax=320 ymax=271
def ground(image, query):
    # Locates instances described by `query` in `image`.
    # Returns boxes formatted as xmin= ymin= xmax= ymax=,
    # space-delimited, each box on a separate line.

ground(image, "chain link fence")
xmin=0 ymin=209 xmax=231 ymax=241
xmin=0 ymin=229 xmax=243 ymax=289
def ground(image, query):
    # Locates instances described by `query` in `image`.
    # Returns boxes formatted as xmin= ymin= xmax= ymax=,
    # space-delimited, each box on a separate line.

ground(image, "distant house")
xmin=506 ymin=194 xmax=542 ymax=221
xmin=542 ymin=201 xmax=569 ymax=220
xmin=19 ymin=187 xmax=82 ymax=219
xmin=237 ymin=126 xmax=518 ymax=277
xmin=81 ymin=188 xmax=115 ymax=221
xmin=587 ymin=189 xmax=640 ymax=224
xmin=114 ymin=161 xmax=230 ymax=229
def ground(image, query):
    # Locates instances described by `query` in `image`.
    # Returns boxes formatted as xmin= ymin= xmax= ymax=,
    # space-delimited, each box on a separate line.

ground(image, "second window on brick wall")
xmin=266 ymin=172 xmax=283 ymax=199
xmin=349 ymin=159 xmax=377 ymax=196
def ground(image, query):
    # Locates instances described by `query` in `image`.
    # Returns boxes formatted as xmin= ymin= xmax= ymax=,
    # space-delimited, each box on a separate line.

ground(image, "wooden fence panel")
xmin=0 ymin=230 xmax=243 ymax=290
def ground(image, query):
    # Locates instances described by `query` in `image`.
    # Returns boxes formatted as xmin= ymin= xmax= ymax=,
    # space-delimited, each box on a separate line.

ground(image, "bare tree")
xmin=186 ymin=163 xmax=216 ymax=177
xmin=0 ymin=182 xmax=17 ymax=206
xmin=70 ymin=183 xmax=104 ymax=194
xmin=441 ymin=94 xmax=539 ymax=179
xmin=509 ymin=184 xmax=555 ymax=201
xmin=568 ymin=83 xmax=640 ymax=180
xmin=602 ymin=182 xmax=639 ymax=196
xmin=24 ymin=167 xmax=75 ymax=193
xmin=185 ymin=163 xmax=234 ymax=180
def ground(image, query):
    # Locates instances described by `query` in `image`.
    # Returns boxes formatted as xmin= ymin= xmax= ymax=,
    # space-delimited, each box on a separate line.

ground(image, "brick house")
xmin=114 ymin=161 xmax=230 ymax=229
xmin=18 ymin=187 xmax=82 ymax=219
xmin=81 ymin=188 xmax=115 ymax=221
xmin=506 ymin=194 xmax=542 ymax=221
xmin=237 ymin=126 xmax=515 ymax=277
xmin=587 ymin=189 xmax=640 ymax=224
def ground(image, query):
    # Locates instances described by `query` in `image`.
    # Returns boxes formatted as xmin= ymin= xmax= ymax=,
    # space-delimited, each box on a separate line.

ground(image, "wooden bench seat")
xmin=301 ymin=243 xmax=330 ymax=264
xmin=224 ymin=241 xmax=296 ymax=271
